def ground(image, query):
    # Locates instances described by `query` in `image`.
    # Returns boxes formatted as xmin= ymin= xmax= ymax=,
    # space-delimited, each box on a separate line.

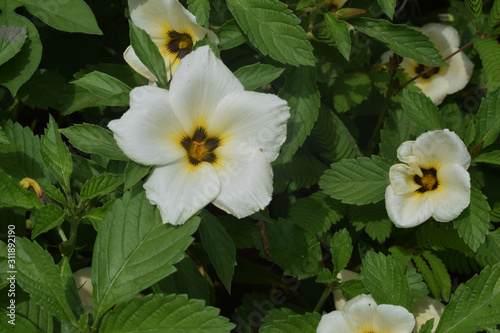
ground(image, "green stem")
xmin=314 ymin=286 xmax=332 ymax=312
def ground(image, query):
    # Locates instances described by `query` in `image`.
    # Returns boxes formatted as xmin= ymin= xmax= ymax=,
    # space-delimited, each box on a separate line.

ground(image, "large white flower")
xmin=385 ymin=129 xmax=471 ymax=228
xmin=317 ymin=294 xmax=415 ymax=333
xmin=124 ymin=0 xmax=218 ymax=81
xmin=109 ymin=46 xmax=290 ymax=225
xmin=399 ymin=23 xmax=474 ymax=105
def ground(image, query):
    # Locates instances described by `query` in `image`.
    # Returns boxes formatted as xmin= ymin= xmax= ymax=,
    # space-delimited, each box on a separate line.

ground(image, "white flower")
xmin=74 ymin=267 xmax=93 ymax=314
xmin=385 ymin=129 xmax=471 ymax=228
xmin=317 ymin=294 xmax=415 ymax=333
xmin=399 ymin=23 xmax=473 ymax=105
xmin=124 ymin=0 xmax=218 ymax=81
xmin=109 ymin=46 xmax=290 ymax=225
xmin=412 ymin=297 xmax=445 ymax=333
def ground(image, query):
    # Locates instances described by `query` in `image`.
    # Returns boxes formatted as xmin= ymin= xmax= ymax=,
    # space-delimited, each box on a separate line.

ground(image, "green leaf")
xmin=475 ymin=150 xmax=500 ymax=165
xmin=18 ymin=69 xmax=67 ymax=110
xmin=226 ymin=0 xmax=315 ymax=66
xmin=188 ymin=0 xmax=210 ymax=27
xmin=72 ymin=71 xmax=131 ymax=99
xmin=333 ymin=71 xmax=372 ymax=112
xmin=219 ymin=216 xmax=256 ymax=250
xmin=32 ymin=204 xmax=65 ymax=239
xmin=413 ymin=253 xmax=441 ymax=301
xmin=0 ymin=12 xmax=41 ymax=96
xmin=435 ymin=263 xmax=500 ymax=333
xmin=0 ymin=168 xmax=42 ymax=209
xmin=350 ymin=18 xmax=447 ymax=67
xmin=488 ymin=0 xmax=500 ymax=30
xmin=453 ymin=186 xmax=491 ymax=252
xmin=422 ymin=251 xmax=451 ymax=301
xmin=310 ymin=106 xmax=360 ymax=163
xmin=473 ymin=38 xmax=500 ymax=93
xmin=0 ymin=308 xmax=44 ymax=332
xmin=16 ymin=238 xmax=77 ymax=326
xmin=273 ymin=153 xmax=327 ymax=193
xmin=400 ymin=89 xmax=445 ymax=130
xmin=80 ymin=173 xmax=123 ymax=201
xmin=129 ymin=21 xmax=168 ymax=85
xmin=319 ymin=156 xmax=392 ymax=205
xmin=60 ymin=123 xmax=128 ymax=161
xmin=100 ymin=294 xmax=234 ymax=332
xmin=474 ymin=89 xmax=500 ymax=148
xmin=123 ymin=161 xmax=150 ymax=190
xmin=288 ymin=191 xmax=345 ymax=235
xmin=40 ymin=116 xmax=73 ymax=190
xmin=360 ymin=252 xmax=412 ymax=311
xmin=465 ymin=0 xmax=483 ymax=29
xmin=260 ymin=311 xmax=321 ymax=333
xmin=12 ymin=0 xmax=102 ymax=34
xmin=0 ymin=25 xmax=26 ymax=66
xmin=331 ymin=228 xmax=353 ymax=275
xmin=278 ymin=66 xmax=320 ymax=162
xmin=406 ymin=265 xmax=430 ymax=302
xmin=324 ymin=13 xmax=351 ymax=60
xmin=92 ymin=191 xmax=200 ymax=320
xmin=417 ymin=222 xmax=473 ymax=255
xmin=350 ymin=202 xmax=393 ymax=243
xmin=199 ymin=210 xmax=236 ymax=293
xmin=0 ymin=126 xmax=8 ymax=145
xmin=216 ymin=20 xmax=246 ymax=51
xmin=234 ymin=63 xmax=284 ymax=91
xmin=377 ymin=0 xmax=396 ymax=19
xmin=419 ymin=319 xmax=436 ymax=333
xmin=341 ymin=277 xmax=369 ymax=300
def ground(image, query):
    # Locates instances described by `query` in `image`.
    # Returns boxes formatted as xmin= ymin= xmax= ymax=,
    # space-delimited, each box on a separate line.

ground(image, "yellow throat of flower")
xmin=181 ymin=127 xmax=221 ymax=166
xmin=413 ymin=167 xmax=439 ymax=193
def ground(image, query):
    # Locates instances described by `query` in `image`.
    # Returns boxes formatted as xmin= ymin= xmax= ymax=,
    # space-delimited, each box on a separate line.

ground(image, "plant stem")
xmin=314 ymin=286 xmax=332 ymax=312
xmin=57 ymin=226 xmax=68 ymax=242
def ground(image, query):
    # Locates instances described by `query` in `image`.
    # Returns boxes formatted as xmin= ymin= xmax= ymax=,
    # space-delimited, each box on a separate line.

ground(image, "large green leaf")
xmin=60 ymin=123 xmax=128 ymax=161
xmin=234 ymin=63 xmax=284 ymax=91
xmin=216 ymin=20 xmax=246 ymax=51
xmin=273 ymin=153 xmax=327 ymax=193
xmin=92 ymin=191 xmax=200 ymax=320
xmin=400 ymin=89 xmax=445 ymax=130
xmin=199 ymin=210 xmax=236 ymax=293
xmin=474 ymin=150 xmax=500 ymax=166
xmin=324 ymin=13 xmax=351 ymax=60
xmin=80 ymin=173 xmax=124 ymax=200
xmin=0 ymin=25 xmax=26 ymax=66
xmin=278 ymin=66 xmax=320 ymax=162
xmin=0 ymin=168 xmax=42 ymax=210
xmin=319 ymin=156 xmax=392 ymax=205
xmin=123 ymin=161 xmax=150 ymax=190
xmin=32 ymin=204 xmax=65 ymax=239
xmin=331 ymin=229 xmax=353 ymax=275
xmin=474 ymin=89 xmax=500 ymax=148
xmin=377 ymin=0 xmax=396 ymax=19
xmin=473 ymin=38 xmax=500 ymax=93
xmin=226 ymin=0 xmax=315 ymax=66
xmin=333 ymin=71 xmax=372 ymax=112
xmin=435 ymin=263 xmax=500 ymax=333
xmin=188 ymin=0 xmax=210 ymax=27
xmin=16 ymin=238 xmax=77 ymax=326
xmin=260 ymin=310 xmax=321 ymax=333
xmin=422 ymin=251 xmax=451 ymax=301
xmin=72 ymin=71 xmax=131 ymax=100
xmin=350 ymin=202 xmax=393 ymax=243
xmin=350 ymin=18 xmax=447 ymax=67
xmin=100 ymin=294 xmax=234 ymax=332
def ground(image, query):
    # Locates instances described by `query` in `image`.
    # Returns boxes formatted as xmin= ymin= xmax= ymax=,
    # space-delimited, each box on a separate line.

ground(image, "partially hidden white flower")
xmin=399 ymin=23 xmax=474 ymax=105
xmin=317 ymin=294 xmax=415 ymax=333
xmin=109 ymin=46 xmax=290 ymax=225
xmin=124 ymin=0 xmax=218 ymax=82
xmin=385 ymin=129 xmax=471 ymax=228
xmin=412 ymin=297 xmax=445 ymax=333
xmin=74 ymin=267 xmax=93 ymax=314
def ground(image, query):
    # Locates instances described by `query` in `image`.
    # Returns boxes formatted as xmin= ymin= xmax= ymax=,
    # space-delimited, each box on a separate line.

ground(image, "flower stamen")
xmin=414 ymin=64 xmax=441 ymax=79
xmin=414 ymin=168 xmax=439 ymax=193
xmin=181 ymin=127 xmax=221 ymax=166
xmin=166 ymin=30 xmax=194 ymax=60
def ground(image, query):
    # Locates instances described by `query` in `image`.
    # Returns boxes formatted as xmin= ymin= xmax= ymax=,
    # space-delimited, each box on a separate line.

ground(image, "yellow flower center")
xmin=414 ymin=168 xmax=439 ymax=193
xmin=181 ymin=127 xmax=220 ymax=166
xmin=166 ymin=30 xmax=194 ymax=60
xmin=414 ymin=64 xmax=441 ymax=80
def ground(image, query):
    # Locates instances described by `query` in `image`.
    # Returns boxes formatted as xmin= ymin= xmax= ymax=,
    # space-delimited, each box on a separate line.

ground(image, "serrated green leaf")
xmin=60 ymin=123 xmax=128 ymax=161
xmin=129 ymin=21 xmax=168 ymax=85
xmin=260 ymin=311 xmax=321 ymax=333
xmin=0 ymin=168 xmax=42 ymax=210
xmin=234 ymin=63 xmax=284 ymax=90
xmin=188 ymin=0 xmax=210 ymax=27
xmin=454 ymin=186 xmax=491 ymax=252
xmin=331 ymin=229 xmax=353 ymax=274
xmin=273 ymin=153 xmax=327 ymax=193
xmin=350 ymin=202 xmax=393 ymax=243
xmin=435 ymin=263 xmax=500 ymax=333
xmin=216 ymin=20 xmax=246 ymax=51
xmin=465 ymin=0 xmax=483 ymax=29
xmin=0 ymin=12 xmax=41 ymax=96
xmin=320 ymin=156 xmax=392 ymax=205
xmin=413 ymin=253 xmax=441 ymax=301
xmin=12 ymin=0 xmax=102 ymax=34
xmin=80 ymin=173 xmax=123 ymax=201
xmin=400 ymin=89 xmax=445 ymax=130
xmin=92 ymin=192 xmax=200 ymax=320
xmin=422 ymin=251 xmax=451 ymax=301
xmin=40 ymin=116 xmax=73 ymax=190
xmin=324 ymin=13 xmax=351 ymax=60
xmin=360 ymin=252 xmax=412 ymax=311
xmin=226 ymin=0 xmax=315 ymax=66
xmin=488 ymin=0 xmax=500 ymax=30
xmin=473 ymin=38 xmax=500 ymax=93
xmin=419 ymin=318 xmax=436 ymax=333
xmin=85 ymin=199 xmax=116 ymax=230
xmin=406 ymin=265 xmax=430 ymax=302
xmin=123 ymin=160 xmax=150 ymax=191
xmin=417 ymin=222 xmax=473 ymax=255
xmin=16 ymin=238 xmax=77 ymax=326
xmin=32 ymin=204 xmax=65 ymax=239
xmin=72 ymin=71 xmax=131 ymax=99
xmin=341 ymin=277 xmax=369 ymax=300
xmin=350 ymin=18 xmax=447 ymax=67
xmin=0 ymin=308 xmax=44 ymax=332
xmin=288 ymin=191 xmax=345 ymax=235
xmin=310 ymin=106 xmax=360 ymax=163
xmin=475 ymin=150 xmax=500 ymax=165
xmin=0 ymin=25 xmax=26 ymax=66
xmin=199 ymin=210 xmax=236 ymax=293
xmin=278 ymin=66 xmax=320 ymax=162
xmin=377 ymin=0 xmax=396 ymax=19
xmin=13 ymin=296 xmax=54 ymax=332
xmin=474 ymin=89 xmax=500 ymax=148
xmin=100 ymin=294 xmax=234 ymax=332
xmin=333 ymin=71 xmax=372 ymax=112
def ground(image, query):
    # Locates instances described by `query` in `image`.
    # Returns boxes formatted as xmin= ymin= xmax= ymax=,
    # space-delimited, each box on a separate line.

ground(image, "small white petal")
xmin=373 ymin=304 xmax=415 ymax=332
xmin=385 ymin=186 xmax=433 ymax=228
xmin=431 ymin=164 xmax=470 ymax=222
xmin=128 ymin=0 xmax=170 ymax=39
xmin=317 ymin=311 xmax=351 ymax=333
xmin=123 ymin=46 xmax=157 ymax=82
xmin=389 ymin=164 xmax=421 ymax=195
xmin=342 ymin=294 xmax=378 ymax=331
xmin=144 ymin=161 xmax=221 ymax=225
xmin=212 ymin=146 xmax=273 ymax=218
xmin=108 ymin=86 xmax=187 ymax=166
xmin=334 ymin=270 xmax=360 ymax=311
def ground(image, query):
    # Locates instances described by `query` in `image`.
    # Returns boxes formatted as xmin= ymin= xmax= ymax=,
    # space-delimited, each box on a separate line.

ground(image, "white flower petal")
xmin=385 ymin=186 xmax=433 ymax=228
xmin=431 ymin=164 xmax=470 ymax=222
xmin=389 ymin=164 xmax=421 ymax=195
xmin=128 ymin=0 xmax=170 ymax=39
xmin=317 ymin=311 xmax=351 ymax=333
xmin=108 ymin=86 xmax=187 ymax=166
xmin=212 ymin=146 xmax=273 ymax=218
xmin=144 ymin=161 xmax=221 ymax=225
xmin=415 ymin=75 xmax=451 ymax=105
xmin=342 ymin=294 xmax=377 ymax=331
xmin=442 ymin=51 xmax=474 ymax=94
xmin=169 ymin=46 xmax=245 ymax=136
xmin=208 ymin=90 xmax=290 ymax=162
xmin=334 ymin=270 xmax=360 ymax=311
xmin=123 ymin=46 xmax=157 ymax=82
xmin=423 ymin=23 xmax=460 ymax=56
xmin=373 ymin=304 xmax=415 ymax=332
xmin=412 ymin=297 xmax=445 ymax=333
